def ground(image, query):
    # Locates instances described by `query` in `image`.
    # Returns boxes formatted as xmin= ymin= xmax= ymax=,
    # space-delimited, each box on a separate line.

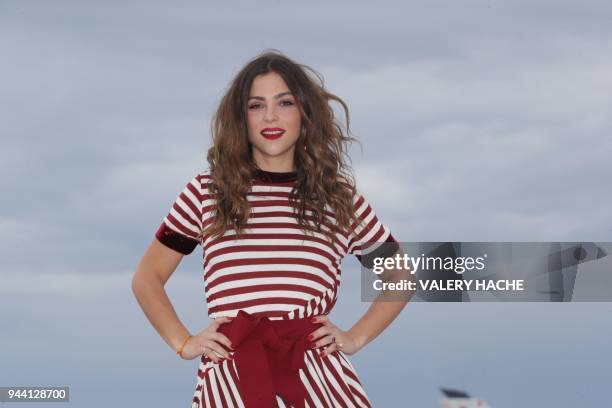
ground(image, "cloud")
xmin=2 ymin=2 xmax=612 ymax=406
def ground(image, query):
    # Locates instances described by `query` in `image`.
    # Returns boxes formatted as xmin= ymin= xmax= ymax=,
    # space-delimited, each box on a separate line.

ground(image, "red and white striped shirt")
xmin=155 ymin=168 xmax=397 ymax=408
xmin=156 ymin=168 xmax=396 ymax=320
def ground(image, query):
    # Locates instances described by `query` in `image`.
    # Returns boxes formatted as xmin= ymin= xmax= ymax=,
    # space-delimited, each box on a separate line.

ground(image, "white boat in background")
xmin=439 ymin=388 xmax=491 ymax=408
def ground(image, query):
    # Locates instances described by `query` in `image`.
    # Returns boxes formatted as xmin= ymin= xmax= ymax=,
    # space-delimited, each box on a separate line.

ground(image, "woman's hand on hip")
xmin=308 ymin=315 xmax=362 ymax=357
xmin=180 ymin=316 xmax=234 ymax=363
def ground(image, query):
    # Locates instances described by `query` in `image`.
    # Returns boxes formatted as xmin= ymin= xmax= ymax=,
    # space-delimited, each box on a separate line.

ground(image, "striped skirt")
xmin=191 ymin=347 xmax=373 ymax=408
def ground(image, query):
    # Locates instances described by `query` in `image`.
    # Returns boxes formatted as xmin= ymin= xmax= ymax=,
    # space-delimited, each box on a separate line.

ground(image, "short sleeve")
xmin=347 ymin=189 xmax=400 ymax=267
xmin=154 ymin=174 xmax=204 ymax=255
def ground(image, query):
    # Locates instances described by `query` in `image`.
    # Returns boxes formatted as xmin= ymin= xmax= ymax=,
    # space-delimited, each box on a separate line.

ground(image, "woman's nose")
xmin=264 ymin=105 xmax=278 ymax=121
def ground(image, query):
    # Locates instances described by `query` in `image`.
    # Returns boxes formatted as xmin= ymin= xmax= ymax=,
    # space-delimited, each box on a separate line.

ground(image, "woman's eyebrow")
xmin=247 ymin=91 xmax=293 ymax=101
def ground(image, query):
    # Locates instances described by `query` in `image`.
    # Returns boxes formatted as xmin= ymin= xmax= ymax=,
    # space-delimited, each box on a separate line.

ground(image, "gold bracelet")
xmin=176 ymin=334 xmax=191 ymax=358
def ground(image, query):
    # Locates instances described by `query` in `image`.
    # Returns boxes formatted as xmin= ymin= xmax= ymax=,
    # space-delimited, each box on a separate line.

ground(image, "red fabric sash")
xmin=217 ymin=310 xmax=322 ymax=408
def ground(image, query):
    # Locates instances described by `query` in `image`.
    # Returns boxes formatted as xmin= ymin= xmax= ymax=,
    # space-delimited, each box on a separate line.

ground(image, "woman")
xmin=132 ymin=50 xmax=408 ymax=408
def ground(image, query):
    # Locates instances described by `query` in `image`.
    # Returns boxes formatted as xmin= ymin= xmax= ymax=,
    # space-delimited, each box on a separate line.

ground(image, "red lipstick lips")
xmin=261 ymin=127 xmax=285 ymax=140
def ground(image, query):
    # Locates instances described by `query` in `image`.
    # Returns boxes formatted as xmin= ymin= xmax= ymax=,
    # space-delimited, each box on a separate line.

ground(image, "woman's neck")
xmin=252 ymin=159 xmax=296 ymax=173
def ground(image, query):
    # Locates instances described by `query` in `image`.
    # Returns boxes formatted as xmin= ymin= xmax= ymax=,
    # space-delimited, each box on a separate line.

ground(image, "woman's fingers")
xmin=209 ymin=332 xmax=233 ymax=351
xmin=200 ymin=317 xmax=235 ymax=359
xmin=310 ymin=333 xmax=338 ymax=349
xmin=203 ymin=347 xmax=223 ymax=364
xmin=311 ymin=315 xmax=330 ymax=325
xmin=308 ymin=325 xmax=332 ymax=343
xmin=321 ymin=341 xmax=339 ymax=357
xmin=209 ymin=316 xmax=233 ymax=331
xmin=180 ymin=317 xmax=236 ymax=363
xmin=203 ymin=339 xmax=231 ymax=360
xmin=308 ymin=316 xmax=330 ymax=347
xmin=308 ymin=315 xmax=337 ymax=343
xmin=308 ymin=316 xmax=347 ymax=356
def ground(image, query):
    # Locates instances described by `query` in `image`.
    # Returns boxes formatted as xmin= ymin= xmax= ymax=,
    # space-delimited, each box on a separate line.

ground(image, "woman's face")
xmin=246 ymin=71 xmax=301 ymax=172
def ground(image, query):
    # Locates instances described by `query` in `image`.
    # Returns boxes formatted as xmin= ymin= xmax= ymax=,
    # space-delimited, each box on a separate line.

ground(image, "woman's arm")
xmin=311 ymin=248 xmax=415 ymax=356
xmin=347 ymin=290 xmax=410 ymax=351
xmin=347 ymin=248 xmax=415 ymax=350
xmin=131 ymin=238 xmax=192 ymax=353
xmin=132 ymin=239 xmax=233 ymax=362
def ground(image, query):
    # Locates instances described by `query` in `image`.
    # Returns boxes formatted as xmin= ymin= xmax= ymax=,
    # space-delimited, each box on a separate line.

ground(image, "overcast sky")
xmin=1 ymin=1 xmax=612 ymax=407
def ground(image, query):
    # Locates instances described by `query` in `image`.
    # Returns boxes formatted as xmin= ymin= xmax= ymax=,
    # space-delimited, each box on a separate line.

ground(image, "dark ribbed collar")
xmin=252 ymin=168 xmax=298 ymax=183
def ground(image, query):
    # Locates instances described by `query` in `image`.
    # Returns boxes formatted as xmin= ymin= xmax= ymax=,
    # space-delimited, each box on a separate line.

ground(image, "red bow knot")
xmin=217 ymin=310 xmax=322 ymax=408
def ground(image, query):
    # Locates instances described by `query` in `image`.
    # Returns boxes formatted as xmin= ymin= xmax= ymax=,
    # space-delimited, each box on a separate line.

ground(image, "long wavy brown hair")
xmin=203 ymin=50 xmax=364 ymax=243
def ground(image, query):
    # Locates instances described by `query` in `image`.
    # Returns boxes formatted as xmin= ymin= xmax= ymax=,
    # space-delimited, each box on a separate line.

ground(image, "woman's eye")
xmin=248 ymin=100 xmax=294 ymax=110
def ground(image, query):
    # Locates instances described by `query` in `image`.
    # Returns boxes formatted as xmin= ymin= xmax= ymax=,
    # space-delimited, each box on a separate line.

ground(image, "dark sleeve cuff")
xmin=355 ymin=233 xmax=400 ymax=268
xmin=155 ymin=222 xmax=199 ymax=255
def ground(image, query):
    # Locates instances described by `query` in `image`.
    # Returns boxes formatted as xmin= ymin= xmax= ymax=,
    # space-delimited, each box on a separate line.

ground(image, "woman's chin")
xmin=252 ymin=146 xmax=296 ymax=161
